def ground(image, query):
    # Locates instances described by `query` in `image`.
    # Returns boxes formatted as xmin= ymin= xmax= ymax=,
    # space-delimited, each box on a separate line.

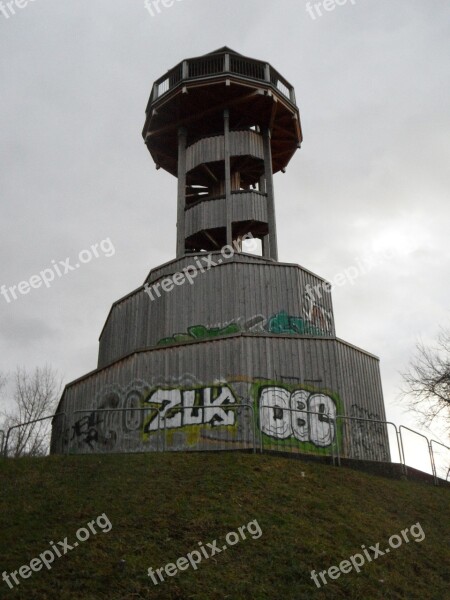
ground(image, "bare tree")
xmin=0 ymin=372 xmax=7 ymax=454
xmin=0 ymin=366 xmax=62 ymax=457
xmin=401 ymin=330 xmax=450 ymax=433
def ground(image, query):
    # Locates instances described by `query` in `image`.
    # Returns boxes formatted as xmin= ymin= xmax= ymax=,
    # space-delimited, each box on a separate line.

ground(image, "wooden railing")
xmin=148 ymin=51 xmax=296 ymax=108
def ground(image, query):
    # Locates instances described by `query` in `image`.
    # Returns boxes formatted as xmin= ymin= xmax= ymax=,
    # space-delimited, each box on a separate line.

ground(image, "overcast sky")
xmin=1 ymin=0 xmax=448 ymax=472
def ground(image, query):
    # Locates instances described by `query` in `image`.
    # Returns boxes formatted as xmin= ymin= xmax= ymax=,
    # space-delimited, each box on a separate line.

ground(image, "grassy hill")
xmin=0 ymin=453 xmax=448 ymax=600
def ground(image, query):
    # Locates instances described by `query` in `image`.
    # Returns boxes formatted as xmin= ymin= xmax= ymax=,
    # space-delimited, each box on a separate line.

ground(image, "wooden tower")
xmin=52 ymin=48 xmax=389 ymax=464
xmin=143 ymin=47 xmax=302 ymax=260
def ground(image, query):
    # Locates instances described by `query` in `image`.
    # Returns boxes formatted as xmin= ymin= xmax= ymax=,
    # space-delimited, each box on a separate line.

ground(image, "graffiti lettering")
xmin=303 ymin=292 xmax=333 ymax=334
xmin=71 ymin=413 xmax=103 ymax=450
xmin=349 ymin=404 xmax=390 ymax=462
xmin=158 ymin=323 xmax=240 ymax=346
xmin=157 ymin=308 xmax=333 ymax=347
xmin=259 ymin=386 xmax=337 ymax=447
xmin=267 ymin=311 xmax=324 ymax=336
xmin=143 ymin=386 xmax=237 ymax=435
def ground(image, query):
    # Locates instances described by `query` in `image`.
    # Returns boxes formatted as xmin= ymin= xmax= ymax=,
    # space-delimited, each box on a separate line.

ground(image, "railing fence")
xmin=2 ymin=407 xmax=449 ymax=486
xmin=334 ymin=417 xmax=398 ymax=465
xmin=150 ymin=52 xmax=296 ymax=104
xmin=3 ymin=413 xmax=66 ymax=458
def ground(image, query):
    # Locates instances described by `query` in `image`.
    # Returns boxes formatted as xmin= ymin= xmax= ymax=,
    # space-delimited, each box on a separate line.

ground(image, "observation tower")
xmin=52 ymin=48 xmax=389 ymax=462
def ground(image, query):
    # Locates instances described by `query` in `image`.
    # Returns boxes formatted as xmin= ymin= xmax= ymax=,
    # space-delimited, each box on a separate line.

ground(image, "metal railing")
xmin=69 ymin=407 xmax=160 ymax=455
xmin=149 ymin=51 xmax=296 ymax=106
xmin=161 ymin=403 xmax=256 ymax=453
xmin=430 ymin=440 xmax=450 ymax=484
xmin=399 ymin=426 xmax=438 ymax=485
xmin=258 ymin=405 xmax=339 ymax=465
xmin=67 ymin=404 xmax=256 ymax=455
xmin=335 ymin=416 xmax=398 ymax=466
xmin=3 ymin=413 xmax=66 ymax=458
xmin=3 ymin=407 xmax=449 ymax=486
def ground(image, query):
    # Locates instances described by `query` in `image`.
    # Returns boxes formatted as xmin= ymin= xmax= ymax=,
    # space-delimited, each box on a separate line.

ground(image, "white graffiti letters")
xmin=308 ymin=394 xmax=336 ymax=446
xmin=144 ymin=385 xmax=236 ymax=433
xmin=259 ymin=387 xmax=337 ymax=447
xmin=290 ymin=390 xmax=309 ymax=442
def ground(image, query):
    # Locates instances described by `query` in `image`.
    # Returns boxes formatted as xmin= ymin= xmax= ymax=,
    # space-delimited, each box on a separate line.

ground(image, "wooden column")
xmin=224 ymin=109 xmax=232 ymax=247
xmin=262 ymin=235 xmax=270 ymax=258
xmin=176 ymin=126 xmax=187 ymax=257
xmin=263 ymin=127 xmax=278 ymax=261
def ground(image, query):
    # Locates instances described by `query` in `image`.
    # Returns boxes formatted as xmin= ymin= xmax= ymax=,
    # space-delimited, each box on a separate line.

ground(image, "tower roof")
xmin=203 ymin=46 xmax=243 ymax=56
xmin=143 ymin=48 xmax=302 ymax=178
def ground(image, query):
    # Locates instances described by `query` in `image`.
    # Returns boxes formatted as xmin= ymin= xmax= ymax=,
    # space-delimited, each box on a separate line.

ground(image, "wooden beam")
xmin=204 ymin=230 xmax=221 ymax=249
xmin=269 ymin=97 xmax=279 ymax=132
xmin=201 ymin=164 xmax=219 ymax=182
xmin=145 ymin=91 xmax=260 ymax=139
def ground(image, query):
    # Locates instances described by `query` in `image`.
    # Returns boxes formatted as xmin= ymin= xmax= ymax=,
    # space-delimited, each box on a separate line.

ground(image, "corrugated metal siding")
xmin=185 ymin=192 xmax=268 ymax=237
xmin=229 ymin=130 xmax=264 ymax=159
xmin=186 ymin=131 xmax=264 ymax=172
xmin=53 ymin=335 xmax=386 ymax=456
xmin=185 ymin=197 xmax=226 ymax=235
xmin=98 ymin=259 xmax=336 ymax=368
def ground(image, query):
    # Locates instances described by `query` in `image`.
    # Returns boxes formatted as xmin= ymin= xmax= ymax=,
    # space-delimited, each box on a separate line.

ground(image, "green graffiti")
xmin=267 ymin=311 xmax=325 ymax=336
xmin=157 ymin=311 xmax=328 ymax=347
xmin=158 ymin=323 xmax=241 ymax=346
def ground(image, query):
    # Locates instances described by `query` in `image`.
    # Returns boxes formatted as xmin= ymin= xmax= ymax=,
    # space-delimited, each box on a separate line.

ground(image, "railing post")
xmin=429 ymin=442 xmax=438 ymax=486
xmin=224 ymin=53 xmax=230 ymax=73
xmin=252 ymin=404 xmax=257 ymax=454
xmin=335 ymin=416 xmax=341 ymax=466
xmin=65 ymin=412 xmax=71 ymax=456
xmin=264 ymin=63 xmax=271 ymax=83
xmin=4 ymin=427 xmax=11 ymax=458
xmin=60 ymin=413 xmax=66 ymax=455
xmin=182 ymin=60 xmax=189 ymax=80
xmin=289 ymin=87 xmax=296 ymax=104
xmin=430 ymin=440 xmax=450 ymax=486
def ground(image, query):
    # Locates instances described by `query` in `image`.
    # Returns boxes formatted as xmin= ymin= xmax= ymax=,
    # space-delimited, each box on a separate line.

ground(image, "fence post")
xmin=430 ymin=440 xmax=450 ymax=486
xmin=3 ymin=413 xmax=65 ymax=458
xmin=163 ymin=414 xmax=167 ymax=453
xmin=399 ymin=426 xmax=436 ymax=485
xmin=250 ymin=404 xmax=256 ymax=454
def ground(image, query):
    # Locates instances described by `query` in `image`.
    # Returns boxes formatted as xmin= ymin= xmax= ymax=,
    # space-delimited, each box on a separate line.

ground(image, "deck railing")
xmin=148 ymin=51 xmax=296 ymax=108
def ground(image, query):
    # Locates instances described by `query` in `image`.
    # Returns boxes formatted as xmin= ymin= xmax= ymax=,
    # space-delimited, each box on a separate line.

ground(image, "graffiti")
xmin=142 ymin=385 xmax=237 ymax=437
xmin=69 ymin=380 xmax=154 ymax=452
xmin=63 ymin=378 xmax=390 ymax=462
xmin=164 ymin=372 xmax=204 ymax=387
xmin=71 ymin=413 xmax=104 ymax=450
xmin=158 ymin=323 xmax=240 ymax=346
xmin=348 ymin=404 xmax=390 ymax=462
xmin=157 ymin=308 xmax=333 ymax=347
xmin=67 ymin=380 xmax=242 ymax=452
xmin=303 ymin=291 xmax=333 ymax=334
xmin=266 ymin=311 xmax=324 ymax=336
xmin=256 ymin=385 xmax=338 ymax=449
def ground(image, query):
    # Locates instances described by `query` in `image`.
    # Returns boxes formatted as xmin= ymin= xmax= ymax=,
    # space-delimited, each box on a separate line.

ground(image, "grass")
xmin=0 ymin=452 xmax=448 ymax=599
